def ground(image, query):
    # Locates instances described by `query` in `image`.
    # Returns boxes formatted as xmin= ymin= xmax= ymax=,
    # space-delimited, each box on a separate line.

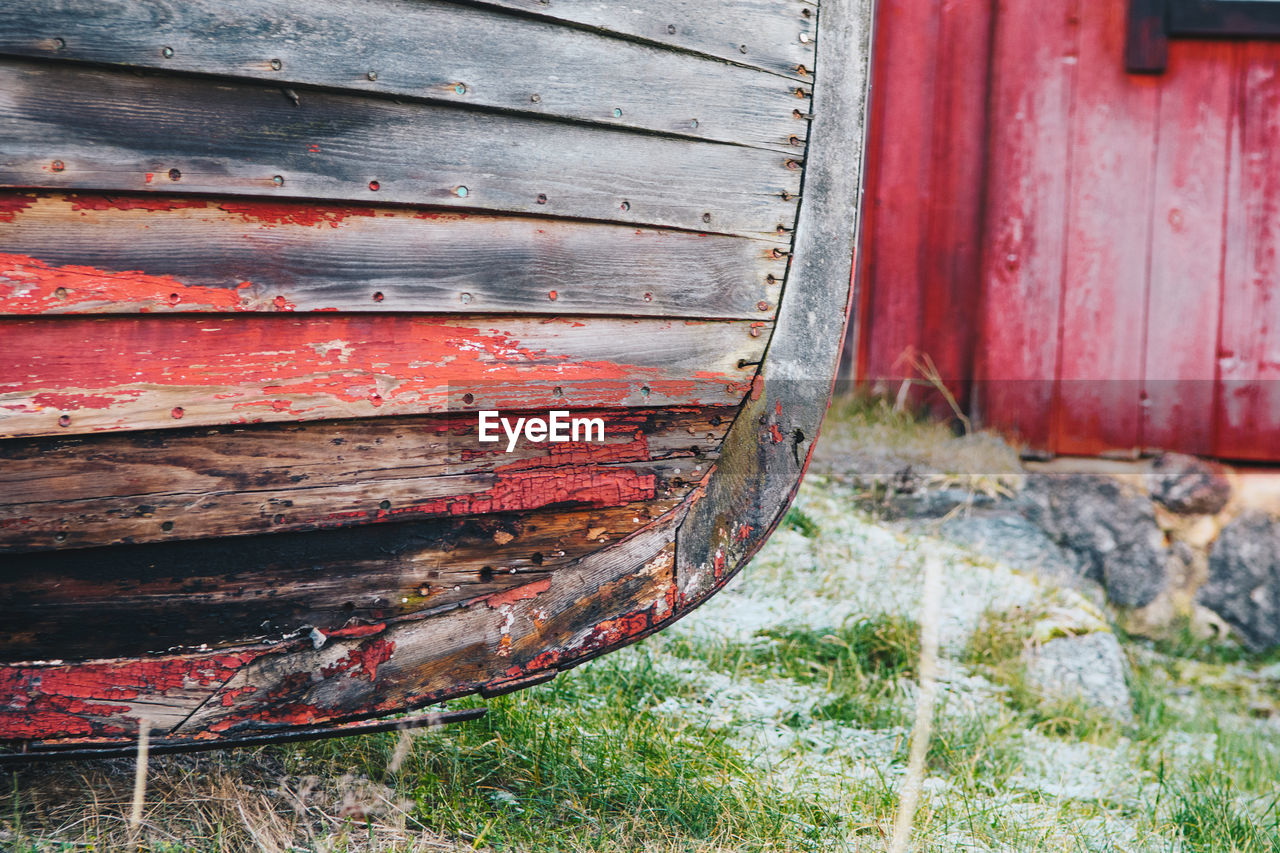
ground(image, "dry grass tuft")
xmin=1 ymin=749 xmax=468 ymax=852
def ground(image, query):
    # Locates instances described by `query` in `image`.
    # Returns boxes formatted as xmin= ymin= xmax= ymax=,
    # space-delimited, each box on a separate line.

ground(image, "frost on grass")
xmin=621 ymin=474 xmax=1280 ymax=852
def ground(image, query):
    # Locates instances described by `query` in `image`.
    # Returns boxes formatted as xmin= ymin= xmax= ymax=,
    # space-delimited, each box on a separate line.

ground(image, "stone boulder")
xmin=939 ymin=511 xmax=1086 ymax=586
xmin=1200 ymin=513 xmax=1280 ymax=652
xmin=1149 ymin=452 xmax=1232 ymax=516
xmin=1023 ymin=630 xmax=1133 ymax=722
xmin=1024 ymin=475 xmax=1169 ymax=608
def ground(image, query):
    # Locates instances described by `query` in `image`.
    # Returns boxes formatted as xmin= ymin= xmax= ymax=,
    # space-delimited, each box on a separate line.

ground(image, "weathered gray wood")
xmin=0 ymin=499 xmax=680 ymax=660
xmin=466 ymin=0 xmax=817 ymax=81
xmin=0 ymin=59 xmax=801 ymax=239
xmin=676 ymin=0 xmax=871 ymax=598
xmin=0 ymin=0 xmax=809 ymax=151
xmin=0 ymin=314 xmax=768 ymax=438
xmin=0 ymin=194 xmax=785 ymax=318
xmin=0 ymin=408 xmax=728 ymax=551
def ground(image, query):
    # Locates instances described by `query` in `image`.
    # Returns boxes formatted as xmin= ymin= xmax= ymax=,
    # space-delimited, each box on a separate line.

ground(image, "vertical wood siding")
xmin=851 ymin=0 xmax=1280 ymax=461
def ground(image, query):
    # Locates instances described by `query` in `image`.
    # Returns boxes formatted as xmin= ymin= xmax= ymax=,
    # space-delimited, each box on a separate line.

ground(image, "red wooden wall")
xmin=847 ymin=0 xmax=1280 ymax=462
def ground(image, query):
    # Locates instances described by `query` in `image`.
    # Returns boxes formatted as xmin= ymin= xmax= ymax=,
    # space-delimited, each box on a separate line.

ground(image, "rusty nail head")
xmin=51 ymin=160 xmax=64 ymax=172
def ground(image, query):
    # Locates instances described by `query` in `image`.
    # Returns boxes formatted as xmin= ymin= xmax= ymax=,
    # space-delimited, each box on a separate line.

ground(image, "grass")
xmin=812 ymin=393 xmax=1024 ymax=504
xmin=1163 ymin=769 xmax=1280 ymax=853
xmin=288 ymin=656 xmax=840 ymax=852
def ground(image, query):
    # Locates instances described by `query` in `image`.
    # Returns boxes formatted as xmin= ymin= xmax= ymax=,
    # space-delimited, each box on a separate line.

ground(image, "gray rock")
xmin=1025 ymin=475 xmax=1168 ymax=608
xmin=939 ymin=511 xmax=1086 ymax=583
xmin=1149 ymin=452 xmax=1232 ymax=516
xmin=1023 ymin=631 xmax=1133 ymax=722
xmin=1200 ymin=513 xmax=1280 ymax=652
xmin=885 ymin=487 xmax=1001 ymax=519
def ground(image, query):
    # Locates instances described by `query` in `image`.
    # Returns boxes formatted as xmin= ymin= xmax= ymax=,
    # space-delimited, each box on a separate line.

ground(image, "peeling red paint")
xmin=583 ymin=611 xmax=649 ymax=649
xmin=216 ymin=201 xmax=377 ymax=228
xmin=322 ymin=623 xmax=387 ymax=640
xmin=769 ymin=423 xmax=784 ymax=444
xmin=0 ymin=651 xmax=262 ymax=740
xmin=734 ymin=523 xmax=754 ymax=542
xmin=479 ymin=577 xmax=552 ymax=609
xmin=388 ymin=468 xmax=656 ymax=518
xmin=0 ymin=252 xmax=246 ymax=314
xmin=0 ymin=315 xmax=748 ymax=435
xmin=320 ymin=639 xmax=395 ymax=682
xmin=0 ymin=195 xmax=35 ymax=222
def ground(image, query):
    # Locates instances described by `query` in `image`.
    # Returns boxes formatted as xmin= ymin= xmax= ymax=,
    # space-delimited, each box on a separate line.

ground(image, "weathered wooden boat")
xmin=0 ymin=0 xmax=869 ymax=758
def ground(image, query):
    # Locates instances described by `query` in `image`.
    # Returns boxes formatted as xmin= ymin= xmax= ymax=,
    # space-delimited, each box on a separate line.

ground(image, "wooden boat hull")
xmin=0 ymin=0 xmax=869 ymax=755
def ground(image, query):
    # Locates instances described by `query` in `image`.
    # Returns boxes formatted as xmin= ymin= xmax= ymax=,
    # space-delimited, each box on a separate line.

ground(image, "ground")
xmin=3 ymin=399 xmax=1279 ymax=852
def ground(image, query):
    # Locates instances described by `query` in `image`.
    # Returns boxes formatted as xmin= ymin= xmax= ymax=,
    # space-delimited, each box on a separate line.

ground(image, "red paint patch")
xmin=0 ymin=315 xmax=747 ymax=436
xmin=0 ymin=651 xmax=261 ymax=741
xmin=0 ymin=253 xmax=245 ymax=315
xmin=322 ymin=622 xmax=386 ymax=640
xmin=769 ymin=423 xmax=784 ymax=444
xmin=479 ymin=577 xmax=552 ymax=609
xmin=0 ymin=195 xmax=35 ymax=222
xmin=320 ymin=639 xmax=395 ymax=682
xmin=734 ymin=523 xmax=754 ymax=542
xmin=217 ymin=200 xmax=378 ymax=228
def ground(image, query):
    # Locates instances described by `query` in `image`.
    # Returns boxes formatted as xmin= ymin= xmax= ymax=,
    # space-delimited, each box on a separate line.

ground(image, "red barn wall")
xmin=848 ymin=0 xmax=1280 ymax=462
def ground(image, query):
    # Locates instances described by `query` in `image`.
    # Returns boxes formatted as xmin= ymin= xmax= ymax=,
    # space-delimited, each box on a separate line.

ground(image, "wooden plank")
xmin=855 ymin=0 xmax=939 ymax=391
xmin=173 ymin=515 xmax=683 ymax=738
xmin=917 ymin=0 xmax=995 ymax=410
xmin=676 ymin=0 xmax=867 ymax=601
xmin=0 ymin=315 xmax=767 ymax=438
xmin=974 ymin=0 xmax=1080 ymax=452
xmin=0 ymin=407 xmax=730 ymax=551
xmin=1054 ymin=0 xmax=1160 ymax=456
xmin=0 ymin=510 xmax=684 ymax=741
xmin=0 ymin=194 xmax=784 ymax=318
xmin=0 ymin=59 xmax=801 ymax=240
xmin=464 ymin=0 xmax=817 ymax=80
xmin=0 ymin=0 xmax=809 ymax=152
xmin=0 ymin=499 xmax=681 ymax=660
xmin=1142 ymin=39 xmax=1233 ymax=455
xmin=1216 ymin=41 xmax=1280 ymax=461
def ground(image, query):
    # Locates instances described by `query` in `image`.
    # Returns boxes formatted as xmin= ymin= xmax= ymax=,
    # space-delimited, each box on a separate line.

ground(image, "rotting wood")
xmin=173 ymin=516 xmax=683 ymax=739
xmin=0 ymin=499 xmax=683 ymax=661
xmin=0 ymin=0 xmax=808 ymax=152
xmin=0 ymin=59 xmax=801 ymax=240
xmin=2 ymin=707 xmax=489 ymax=764
xmin=0 ymin=194 xmax=784 ymax=318
xmin=0 ymin=511 xmax=684 ymax=742
xmin=0 ymin=315 xmax=767 ymax=438
xmin=465 ymin=0 xmax=817 ymax=80
xmin=0 ymin=407 xmax=726 ymax=518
